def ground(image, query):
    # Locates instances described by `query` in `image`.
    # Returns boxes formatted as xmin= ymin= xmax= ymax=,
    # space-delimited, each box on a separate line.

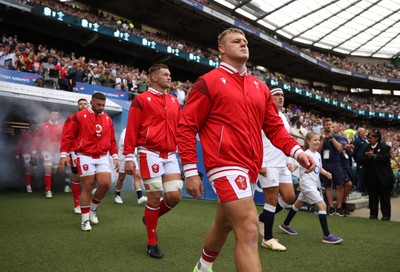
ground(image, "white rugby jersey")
xmin=296 ymin=149 xmax=322 ymax=190
xmin=262 ymin=111 xmax=292 ymax=168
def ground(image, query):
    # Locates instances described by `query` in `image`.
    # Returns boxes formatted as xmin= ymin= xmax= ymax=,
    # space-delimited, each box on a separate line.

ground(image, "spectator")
xmin=361 ymin=129 xmax=395 ymax=220
xmin=353 ymin=127 xmax=369 ymax=195
xmin=99 ymin=67 xmax=116 ymax=88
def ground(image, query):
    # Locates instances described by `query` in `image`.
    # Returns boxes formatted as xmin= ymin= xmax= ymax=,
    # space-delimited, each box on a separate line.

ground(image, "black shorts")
xmin=71 ymin=166 xmax=78 ymax=174
xmin=342 ymin=166 xmax=352 ymax=183
xmin=320 ymin=163 xmax=344 ymax=187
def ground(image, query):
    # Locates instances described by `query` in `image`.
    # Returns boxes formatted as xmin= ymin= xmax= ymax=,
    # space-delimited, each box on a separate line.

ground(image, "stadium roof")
xmin=212 ymin=0 xmax=400 ymax=58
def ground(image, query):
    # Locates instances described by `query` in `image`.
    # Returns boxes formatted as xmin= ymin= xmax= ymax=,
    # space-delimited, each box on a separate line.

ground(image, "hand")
xmin=58 ymin=157 xmax=70 ymax=172
xmin=365 ymin=151 xmax=374 ymax=158
xmin=125 ymin=161 xmax=136 ymax=175
xmin=326 ymin=172 xmax=332 ymax=180
xmin=185 ymin=175 xmax=203 ymax=199
xmin=113 ymin=158 xmax=119 ymax=171
xmin=259 ymin=167 xmax=267 ymax=177
xmin=297 ymin=152 xmax=315 ymax=173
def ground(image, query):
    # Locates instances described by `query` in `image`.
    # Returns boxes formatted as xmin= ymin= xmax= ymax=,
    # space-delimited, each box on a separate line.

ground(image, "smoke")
xmin=0 ymin=97 xmax=72 ymax=190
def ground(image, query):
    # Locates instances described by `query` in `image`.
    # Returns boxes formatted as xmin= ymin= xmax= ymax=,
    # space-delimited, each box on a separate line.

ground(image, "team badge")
xmin=152 ymin=164 xmax=159 ymax=173
xmin=234 ymin=175 xmax=247 ymax=190
xmin=253 ymin=81 xmax=260 ymax=89
xmin=82 ymin=164 xmax=89 ymax=171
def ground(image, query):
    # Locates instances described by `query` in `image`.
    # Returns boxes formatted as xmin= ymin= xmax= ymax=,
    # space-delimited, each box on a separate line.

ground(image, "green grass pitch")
xmin=1 ymin=190 xmax=399 ymax=272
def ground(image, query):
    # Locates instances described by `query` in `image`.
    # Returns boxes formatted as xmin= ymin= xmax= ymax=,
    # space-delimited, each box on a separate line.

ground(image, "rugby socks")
xmin=318 ymin=211 xmax=330 ymax=237
xmin=90 ymin=197 xmax=101 ymax=211
xmin=158 ymin=199 xmax=172 ymax=217
xmin=136 ymin=189 xmax=143 ymax=199
xmin=25 ymin=174 xmax=32 ymax=186
xmin=44 ymin=174 xmax=52 ymax=192
xmin=71 ymin=180 xmax=80 ymax=207
xmin=197 ymin=248 xmax=219 ymax=272
xmin=283 ymin=205 xmax=299 ymax=226
xmin=262 ymin=203 xmax=276 ymax=240
xmin=81 ymin=206 xmax=90 ymax=222
xmin=65 ymin=177 xmax=71 ymax=187
xmin=145 ymin=203 xmax=160 ymax=245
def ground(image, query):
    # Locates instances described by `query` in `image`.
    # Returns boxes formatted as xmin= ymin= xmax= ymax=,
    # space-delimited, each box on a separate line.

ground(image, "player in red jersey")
xmin=124 ymin=64 xmax=182 ymax=258
xmin=178 ymin=28 xmax=315 ymax=272
xmin=15 ymin=130 xmax=35 ymax=193
xmin=33 ymin=110 xmax=64 ymax=198
xmin=59 ymin=92 xmax=118 ymax=231
xmin=61 ymin=98 xmax=89 ymax=214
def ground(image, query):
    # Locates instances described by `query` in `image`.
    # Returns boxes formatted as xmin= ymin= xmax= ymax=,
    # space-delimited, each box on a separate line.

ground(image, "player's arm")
xmin=124 ymin=98 xmax=142 ymax=175
xmin=109 ymin=121 xmax=119 ymax=171
xmin=177 ymin=78 xmax=211 ymax=198
xmin=59 ymin=114 xmax=78 ymax=172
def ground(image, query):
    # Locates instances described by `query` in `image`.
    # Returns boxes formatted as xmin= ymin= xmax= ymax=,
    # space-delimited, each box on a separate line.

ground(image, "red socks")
xmin=44 ymin=175 xmax=52 ymax=192
xmin=145 ymin=204 xmax=160 ymax=246
xmin=71 ymin=180 xmax=80 ymax=207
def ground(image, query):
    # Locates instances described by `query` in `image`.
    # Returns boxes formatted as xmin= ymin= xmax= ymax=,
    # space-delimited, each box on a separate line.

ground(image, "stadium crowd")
xmin=1 ymin=31 xmax=400 ymax=115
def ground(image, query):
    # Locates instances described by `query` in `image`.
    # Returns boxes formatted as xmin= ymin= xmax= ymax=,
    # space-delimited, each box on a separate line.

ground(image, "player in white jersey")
xmin=114 ymin=128 xmax=147 ymax=205
xmin=279 ymin=132 xmax=343 ymax=244
xmin=258 ymin=88 xmax=296 ymax=251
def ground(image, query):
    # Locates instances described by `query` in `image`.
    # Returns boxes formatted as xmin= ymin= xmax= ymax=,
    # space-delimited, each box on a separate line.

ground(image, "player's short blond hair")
xmin=217 ymin=28 xmax=245 ymax=45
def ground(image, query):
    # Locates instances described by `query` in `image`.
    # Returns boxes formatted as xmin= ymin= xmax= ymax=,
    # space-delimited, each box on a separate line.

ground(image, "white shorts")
xmin=138 ymin=151 xmax=180 ymax=180
xmin=42 ymin=151 xmax=60 ymax=168
xmin=297 ymin=189 xmax=323 ymax=205
xmin=118 ymin=156 xmax=138 ymax=173
xmin=76 ymin=154 xmax=111 ymax=177
xmin=258 ymin=167 xmax=292 ymax=188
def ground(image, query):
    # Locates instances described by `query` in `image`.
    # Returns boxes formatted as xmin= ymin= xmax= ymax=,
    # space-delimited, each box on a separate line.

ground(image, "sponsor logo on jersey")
xmin=95 ymin=124 xmax=103 ymax=135
xmin=221 ymin=78 xmax=226 ymax=84
xmin=234 ymin=175 xmax=247 ymax=190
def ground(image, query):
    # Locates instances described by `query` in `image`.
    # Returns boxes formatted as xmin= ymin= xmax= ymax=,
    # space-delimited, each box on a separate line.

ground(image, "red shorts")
xmin=211 ymin=174 xmax=253 ymax=203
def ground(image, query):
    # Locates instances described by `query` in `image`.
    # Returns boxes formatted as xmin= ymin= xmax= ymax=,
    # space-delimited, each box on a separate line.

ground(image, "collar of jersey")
xmin=48 ymin=120 xmax=58 ymax=125
xmin=219 ymin=62 xmax=247 ymax=76
xmin=148 ymin=87 xmax=166 ymax=96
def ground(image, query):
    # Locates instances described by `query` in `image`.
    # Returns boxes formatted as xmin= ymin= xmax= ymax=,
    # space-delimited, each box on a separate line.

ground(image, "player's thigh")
xmin=279 ymin=183 xmax=295 ymax=201
xmin=222 ymin=197 xmax=258 ymax=232
xmin=262 ymin=186 xmax=279 ymax=204
xmin=95 ymin=171 xmax=112 ymax=186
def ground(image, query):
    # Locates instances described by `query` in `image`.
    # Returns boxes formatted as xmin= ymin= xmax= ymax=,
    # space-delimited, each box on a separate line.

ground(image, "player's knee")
xmin=164 ymin=179 xmax=183 ymax=192
xmin=318 ymin=201 xmax=327 ymax=211
xmin=237 ymin=219 xmax=258 ymax=244
xmin=144 ymin=177 xmax=163 ymax=192
xmin=283 ymin=192 xmax=296 ymax=204
xmin=165 ymin=191 xmax=182 ymax=207
xmin=265 ymin=195 xmax=278 ymax=206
